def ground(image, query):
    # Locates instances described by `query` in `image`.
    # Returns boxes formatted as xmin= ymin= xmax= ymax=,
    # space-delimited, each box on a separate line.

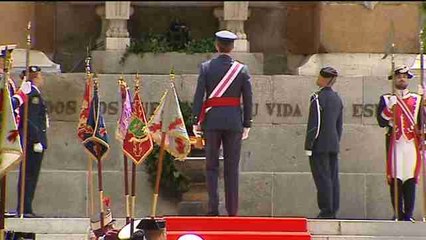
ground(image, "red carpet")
xmin=165 ymin=216 xmax=311 ymax=240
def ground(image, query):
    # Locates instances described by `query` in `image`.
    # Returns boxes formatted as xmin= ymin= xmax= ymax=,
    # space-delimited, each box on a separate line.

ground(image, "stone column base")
xmin=105 ymin=37 xmax=130 ymax=50
xmin=233 ymin=39 xmax=250 ymax=52
xmin=296 ymin=53 xmax=418 ymax=77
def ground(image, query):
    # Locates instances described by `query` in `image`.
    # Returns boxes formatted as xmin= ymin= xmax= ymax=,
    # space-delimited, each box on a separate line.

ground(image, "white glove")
xmin=20 ymin=81 xmax=31 ymax=94
xmin=33 ymin=143 xmax=43 ymax=153
xmin=46 ymin=114 xmax=50 ymax=128
xmin=305 ymin=150 xmax=312 ymax=156
xmin=389 ymin=95 xmax=397 ymax=108
xmin=193 ymin=125 xmax=202 ymax=138
xmin=418 ymin=84 xmax=424 ymax=96
xmin=242 ymin=128 xmax=250 ymax=140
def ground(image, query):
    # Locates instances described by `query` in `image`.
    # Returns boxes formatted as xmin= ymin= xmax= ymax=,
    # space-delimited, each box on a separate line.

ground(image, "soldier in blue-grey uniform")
xmin=15 ymin=65 xmax=48 ymax=218
xmin=192 ymin=30 xmax=253 ymax=216
xmin=304 ymin=66 xmax=343 ymax=219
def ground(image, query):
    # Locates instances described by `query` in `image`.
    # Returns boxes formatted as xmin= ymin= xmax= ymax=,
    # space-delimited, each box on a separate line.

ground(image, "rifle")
xmin=389 ymin=40 xmax=399 ymax=221
xmin=383 ymin=20 xmax=399 ymax=221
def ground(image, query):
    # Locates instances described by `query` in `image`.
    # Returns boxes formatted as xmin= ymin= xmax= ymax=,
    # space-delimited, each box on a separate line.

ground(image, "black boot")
xmin=402 ymin=178 xmax=416 ymax=222
xmin=389 ymin=178 xmax=404 ymax=220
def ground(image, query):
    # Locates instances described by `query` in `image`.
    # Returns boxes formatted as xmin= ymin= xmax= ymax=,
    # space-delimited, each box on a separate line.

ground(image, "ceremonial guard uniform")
xmin=305 ymin=67 xmax=343 ymax=219
xmin=16 ymin=66 xmax=48 ymax=217
xmin=192 ymin=30 xmax=253 ymax=216
xmin=376 ymin=65 xmax=421 ymax=221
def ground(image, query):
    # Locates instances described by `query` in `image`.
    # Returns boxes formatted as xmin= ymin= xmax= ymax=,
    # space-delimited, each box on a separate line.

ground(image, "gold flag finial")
xmin=26 ymin=21 xmax=31 ymax=46
xmin=93 ymin=73 xmax=99 ymax=87
xmin=134 ymin=73 xmax=140 ymax=92
xmin=118 ymin=73 xmax=125 ymax=86
xmin=170 ymin=66 xmax=176 ymax=82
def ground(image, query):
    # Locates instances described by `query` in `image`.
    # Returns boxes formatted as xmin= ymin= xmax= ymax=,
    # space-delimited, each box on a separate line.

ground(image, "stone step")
xmin=182 ymin=190 xmax=208 ymax=202
xmin=175 ymin=157 xmax=226 ymax=183
xmin=182 ymin=183 xmax=208 ymax=201
xmin=308 ymin=220 xmax=426 ymax=237
xmin=175 ymin=159 xmax=206 ymax=183
xmin=5 ymin=218 xmax=90 ymax=234
xmin=177 ymin=201 xmax=208 ymax=216
xmin=36 ymin=234 xmax=87 ymax=240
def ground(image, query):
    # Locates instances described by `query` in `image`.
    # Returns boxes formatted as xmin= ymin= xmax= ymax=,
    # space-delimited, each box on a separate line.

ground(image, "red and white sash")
xmin=396 ymin=96 xmax=416 ymax=126
xmin=197 ymin=61 xmax=244 ymax=125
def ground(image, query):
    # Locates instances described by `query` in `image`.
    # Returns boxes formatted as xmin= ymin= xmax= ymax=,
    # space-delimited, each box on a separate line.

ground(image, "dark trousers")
xmin=309 ymin=152 xmax=340 ymax=218
xmin=389 ymin=178 xmax=416 ymax=220
xmin=205 ymin=130 xmax=242 ymax=216
xmin=16 ymin=146 xmax=44 ymax=214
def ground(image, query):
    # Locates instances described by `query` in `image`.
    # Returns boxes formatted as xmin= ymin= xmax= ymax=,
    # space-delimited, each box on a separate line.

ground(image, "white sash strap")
xmin=396 ymin=97 xmax=415 ymax=126
xmin=205 ymin=61 xmax=244 ymax=113
xmin=209 ymin=61 xmax=244 ymax=99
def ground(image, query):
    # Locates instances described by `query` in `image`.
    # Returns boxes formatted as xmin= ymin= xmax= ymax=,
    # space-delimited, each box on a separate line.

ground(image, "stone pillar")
xmin=223 ymin=1 xmax=250 ymax=52
xmin=95 ymin=5 xmax=107 ymax=48
xmin=213 ymin=8 xmax=226 ymax=30
xmin=104 ymin=1 xmax=133 ymax=50
xmin=214 ymin=2 xmax=250 ymax=52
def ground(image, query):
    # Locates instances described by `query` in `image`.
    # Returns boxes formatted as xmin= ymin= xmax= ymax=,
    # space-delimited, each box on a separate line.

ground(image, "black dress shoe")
xmin=4 ymin=211 xmax=17 ymax=218
xmin=23 ymin=213 xmax=42 ymax=218
xmin=207 ymin=211 xmax=219 ymax=216
xmin=316 ymin=213 xmax=335 ymax=219
xmin=404 ymin=216 xmax=415 ymax=222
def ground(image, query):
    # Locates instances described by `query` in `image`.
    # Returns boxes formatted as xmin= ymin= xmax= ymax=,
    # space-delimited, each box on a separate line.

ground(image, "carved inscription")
xmin=45 ymin=100 xmax=380 ymax=119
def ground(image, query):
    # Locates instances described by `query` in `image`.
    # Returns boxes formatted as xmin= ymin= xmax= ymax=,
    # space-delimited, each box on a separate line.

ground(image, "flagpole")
xmin=124 ymin=154 xmax=130 ymax=224
xmin=85 ymin=52 xmax=95 ymax=217
xmin=419 ymin=29 xmax=426 ymax=222
xmin=0 ymin=177 xmax=5 ymax=240
xmin=390 ymin=41 xmax=399 ymax=221
xmin=93 ymin=77 xmax=105 ymax=233
xmin=151 ymin=132 xmax=167 ymax=217
xmin=151 ymin=70 xmax=175 ymax=217
xmin=0 ymin=46 xmax=13 ymax=240
xmin=118 ymin=76 xmax=131 ymax=224
xmin=19 ymin=21 xmax=31 ymax=219
xmin=97 ymin=152 xmax=105 ymax=232
xmin=130 ymin=161 xmax=136 ymax=237
xmin=129 ymin=73 xmax=141 ymax=236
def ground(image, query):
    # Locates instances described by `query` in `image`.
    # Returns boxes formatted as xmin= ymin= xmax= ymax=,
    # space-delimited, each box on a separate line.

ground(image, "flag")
xmin=122 ymin=85 xmax=153 ymax=164
xmin=147 ymin=81 xmax=191 ymax=161
xmin=82 ymin=84 xmax=110 ymax=161
xmin=115 ymin=80 xmax=132 ymax=142
xmin=0 ymin=75 xmax=22 ymax=177
xmin=77 ymin=75 xmax=93 ymax=142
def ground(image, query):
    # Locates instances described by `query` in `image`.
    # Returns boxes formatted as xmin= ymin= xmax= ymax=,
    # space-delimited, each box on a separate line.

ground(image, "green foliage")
xmin=119 ymin=32 xmax=216 ymax=65
xmin=184 ymin=38 xmax=216 ymax=54
xmin=143 ymin=101 xmax=195 ymax=199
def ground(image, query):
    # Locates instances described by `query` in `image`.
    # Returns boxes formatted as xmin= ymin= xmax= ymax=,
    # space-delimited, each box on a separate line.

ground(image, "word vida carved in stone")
xmin=45 ymin=100 xmax=380 ymax=119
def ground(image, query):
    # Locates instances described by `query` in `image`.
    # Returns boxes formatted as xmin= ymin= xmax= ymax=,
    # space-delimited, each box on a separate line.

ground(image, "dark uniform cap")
xmin=215 ymin=30 xmax=238 ymax=42
xmin=130 ymin=230 xmax=145 ymax=240
xmin=136 ymin=217 xmax=166 ymax=231
xmin=0 ymin=44 xmax=16 ymax=58
xmin=388 ymin=65 xmax=414 ymax=80
xmin=319 ymin=67 xmax=338 ymax=78
xmin=21 ymin=66 xmax=42 ymax=77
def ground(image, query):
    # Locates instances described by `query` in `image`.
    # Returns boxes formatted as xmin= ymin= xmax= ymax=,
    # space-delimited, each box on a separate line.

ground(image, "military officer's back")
xmin=192 ymin=30 xmax=253 ymax=216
